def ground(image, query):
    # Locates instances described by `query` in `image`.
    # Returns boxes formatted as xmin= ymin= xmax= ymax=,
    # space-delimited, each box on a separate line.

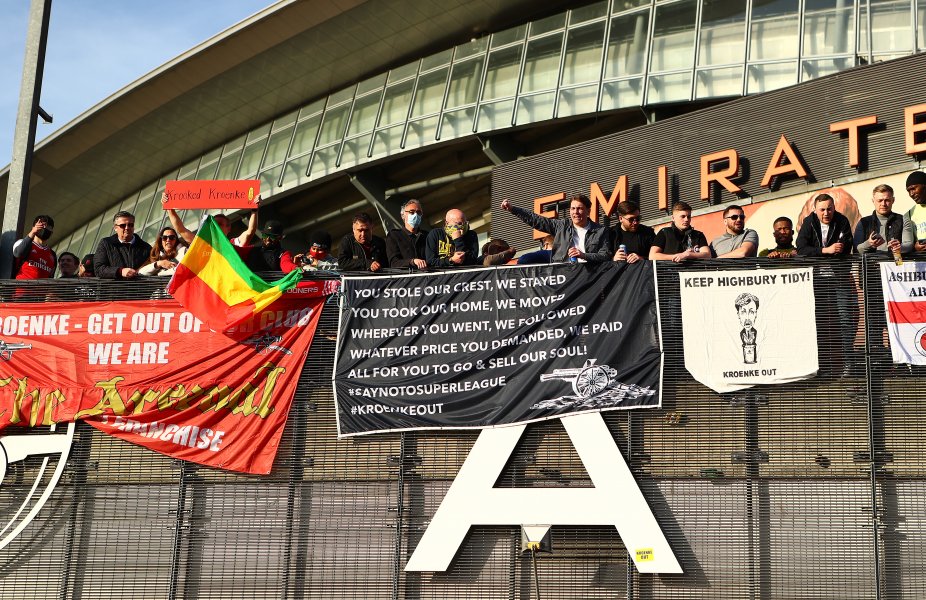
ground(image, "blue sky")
xmin=1 ymin=0 xmax=274 ymax=168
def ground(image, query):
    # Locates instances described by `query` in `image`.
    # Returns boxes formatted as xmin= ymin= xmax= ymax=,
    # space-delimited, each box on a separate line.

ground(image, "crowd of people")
xmin=10 ymin=171 xmax=926 ymax=281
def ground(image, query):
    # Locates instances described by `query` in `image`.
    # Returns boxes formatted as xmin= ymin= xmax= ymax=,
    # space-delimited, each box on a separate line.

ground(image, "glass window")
xmin=177 ymin=158 xmax=199 ymax=180
xmin=439 ymin=107 xmax=476 ymax=139
xmin=801 ymin=57 xmax=853 ymax=81
xmin=238 ymin=139 xmax=267 ymax=179
xmin=483 ymin=45 xmax=524 ymax=100
xmin=327 ymin=86 xmax=355 ymax=107
xmin=272 ymin=110 xmax=298 ymax=131
xmin=196 ymin=157 xmax=219 ymax=180
xmin=357 ymin=73 xmax=387 ymax=95
xmin=561 ymin=21 xmax=606 ymax=87
xmin=530 ymin=13 xmax=567 ymax=36
xmin=557 ymin=84 xmax=599 ymax=117
xmin=347 ymin=90 xmax=385 ymax=137
xmin=747 ymin=61 xmax=798 ymax=93
xmin=371 ymin=124 xmax=406 ymax=158
xmin=309 ymin=145 xmax=340 ymax=179
xmin=262 ymin=123 xmax=295 ymax=168
xmin=477 ymin=99 xmax=515 ymax=131
xmin=290 ymin=114 xmax=321 ymax=157
xmin=79 ymin=213 xmax=107 ymax=258
xmin=803 ymin=0 xmax=855 ymax=56
xmin=750 ymin=0 xmax=799 ymax=61
xmin=404 ymin=115 xmax=440 ymax=149
xmin=214 ymin=147 xmax=242 ymax=180
xmin=605 ymin=10 xmax=650 ymax=78
xmin=570 ymin=1 xmax=608 ymax=24
xmin=446 ymin=57 xmax=485 ymax=109
xmin=379 ymin=79 xmax=415 ymax=127
xmin=651 ymin=0 xmax=697 ymax=72
xmin=421 ymin=49 xmax=453 ymax=72
xmin=317 ymin=103 xmax=351 ymax=147
xmin=698 ymin=0 xmax=747 ymax=67
xmin=492 ymin=24 xmax=527 ymax=48
xmin=520 ymin=33 xmax=563 ymax=94
xmin=281 ymin=154 xmax=311 ymax=189
xmin=455 ymin=37 xmax=489 ymax=59
xmin=247 ymin=122 xmax=271 ymax=142
xmin=647 ymin=71 xmax=692 ymax=103
xmin=516 ymin=91 xmax=556 ymax=125
xmin=411 ymin=68 xmax=450 ymax=117
xmin=696 ymin=66 xmax=744 ymax=98
xmin=862 ymin=0 xmax=914 ymax=54
xmin=919 ymin=0 xmax=926 ymax=50
xmin=258 ymin=165 xmax=283 ymax=193
xmin=340 ymin=133 xmax=374 ymax=167
xmin=600 ymin=78 xmax=644 ymax=110
xmin=613 ymin=0 xmax=649 ymax=13
xmin=387 ymin=62 xmax=418 ymax=83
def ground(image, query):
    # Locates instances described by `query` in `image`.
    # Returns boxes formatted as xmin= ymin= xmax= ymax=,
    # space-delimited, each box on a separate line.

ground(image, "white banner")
xmin=880 ymin=261 xmax=926 ymax=365
xmin=679 ymin=268 xmax=818 ymax=393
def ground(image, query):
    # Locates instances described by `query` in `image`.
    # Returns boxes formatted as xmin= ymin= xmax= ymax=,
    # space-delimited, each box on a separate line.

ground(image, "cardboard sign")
xmin=163 ymin=180 xmax=260 ymax=209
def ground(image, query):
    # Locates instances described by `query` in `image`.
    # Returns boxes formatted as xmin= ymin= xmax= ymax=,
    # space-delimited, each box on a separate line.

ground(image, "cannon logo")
xmin=0 ymin=423 xmax=75 ymax=550
xmin=405 ymin=413 xmax=681 ymax=574
xmin=0 ymin=339 xmax=31 ymax=361
xmin=532 ymin=359 xmax=656 ymax=410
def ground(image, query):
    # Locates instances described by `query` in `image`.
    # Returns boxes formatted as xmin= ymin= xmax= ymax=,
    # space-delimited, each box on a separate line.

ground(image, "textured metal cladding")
xmin=493 ymin=53 xmax=926 ymax=244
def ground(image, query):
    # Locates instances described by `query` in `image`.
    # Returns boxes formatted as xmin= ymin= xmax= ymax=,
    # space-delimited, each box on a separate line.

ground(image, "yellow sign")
xmin=635 ymin=548 xmax=654 ymax=562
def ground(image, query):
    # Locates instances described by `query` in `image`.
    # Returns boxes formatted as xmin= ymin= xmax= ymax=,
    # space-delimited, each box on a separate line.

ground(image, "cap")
xmin=907 ymin=171 xmax=926 ymax=187
xmin=262 ymin=220 xmax=284 ymax=236
xmin=309 ymin=230 xmax=332 ymax=249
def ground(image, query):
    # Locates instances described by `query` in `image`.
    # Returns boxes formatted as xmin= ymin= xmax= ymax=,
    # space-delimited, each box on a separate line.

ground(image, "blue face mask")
xmin=406 ymin=212 xmax=422 ymax=228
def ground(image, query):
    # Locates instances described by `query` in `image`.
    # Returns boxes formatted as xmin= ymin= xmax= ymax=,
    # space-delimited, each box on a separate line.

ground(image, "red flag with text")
xmin=0 ymin=292 xmax=328 ymax=474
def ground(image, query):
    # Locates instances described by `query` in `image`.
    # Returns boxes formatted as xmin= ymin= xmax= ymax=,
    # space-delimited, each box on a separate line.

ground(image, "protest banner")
xmin=880 ymin=261 xmax=926 ymax=364
xmin=334 ymin=263 xmax=662 ymax=436
xmin=163 ymin=180 xmax=260 ymax=209
xmin=678 ymin=267 xmax=818 ymax=393
xmin=0 ymin=296 xmax=324 ymax=474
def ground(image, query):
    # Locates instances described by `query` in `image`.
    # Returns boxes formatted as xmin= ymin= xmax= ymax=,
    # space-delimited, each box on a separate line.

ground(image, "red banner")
xmin=0 ymin=295 xmax=325 ymax=474
xmin=163 ymin=180 xmax=260 ymax=209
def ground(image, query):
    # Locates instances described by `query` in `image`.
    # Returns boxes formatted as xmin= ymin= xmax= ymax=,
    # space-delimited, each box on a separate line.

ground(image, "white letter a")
xmin=405 ymin=412 xmax=682 ymax=573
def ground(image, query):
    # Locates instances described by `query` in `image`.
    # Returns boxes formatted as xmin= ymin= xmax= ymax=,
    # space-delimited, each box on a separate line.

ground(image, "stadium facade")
xmin=3 ymin=2 xmax=926 ymax=599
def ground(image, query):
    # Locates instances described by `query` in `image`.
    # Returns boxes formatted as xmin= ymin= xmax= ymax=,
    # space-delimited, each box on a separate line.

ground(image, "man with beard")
xmin=710 ymin=205 xmax=758 ymax=258
xmin=500 ymin=194 xmax=611 ymax=263
xmin=246 ymin=220 xmax=287 ymax=272
xmin=611 ymin=201 xmax=654 ymax=263
xmin=735 ymin=293 xmax=760 ymax=364
xmin=386 ymin=199 xmax=428 ymax=270
xmin=759 ymin=217 xmax=797 ymax=258
xmin=12 ymin=215 xmax=57 ymax=279
xmin=903 ymin=171 xmax=926 ymax=251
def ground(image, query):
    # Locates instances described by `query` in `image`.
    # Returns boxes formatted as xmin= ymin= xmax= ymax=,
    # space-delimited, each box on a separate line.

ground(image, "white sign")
xmin=405 ymin=413 xmax=682 ymax=574
xmin=880 ymin=261 xmax=926 ymax=364
xmin=679 ymin=268 xmax=818 ymax=393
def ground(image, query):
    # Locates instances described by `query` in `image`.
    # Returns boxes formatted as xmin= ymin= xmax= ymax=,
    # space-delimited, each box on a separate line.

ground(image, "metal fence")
xmin=0 ymin=256 xmax=922 ymax=599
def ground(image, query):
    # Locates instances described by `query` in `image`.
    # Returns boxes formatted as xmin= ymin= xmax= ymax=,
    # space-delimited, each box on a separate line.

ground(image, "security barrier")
xmin=0 ymin=256 xmax=922 ymax=599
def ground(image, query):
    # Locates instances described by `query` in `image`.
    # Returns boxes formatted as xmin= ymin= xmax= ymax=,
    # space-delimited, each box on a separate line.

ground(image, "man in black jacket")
xmin=339 ymin=212 xmax=387 ymax=272
xmin=94 ymin=211 xmax=153 ymax=279
xmin=500 ymin=194 xmax=611 ymax=263
xmin=425 ymin=209 xmax=479 ymax=268
xmin=796 ymin=193 xmax=853 ymax=256
xmin=796 ymin=192 xmax=858 ymax=377
xmin=386 ymin=199 xmax=428 ymax=270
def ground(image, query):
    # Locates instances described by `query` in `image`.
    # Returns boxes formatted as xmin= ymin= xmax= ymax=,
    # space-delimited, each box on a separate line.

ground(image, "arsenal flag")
xmin=880 ymin=261 xmax=926 ymax=364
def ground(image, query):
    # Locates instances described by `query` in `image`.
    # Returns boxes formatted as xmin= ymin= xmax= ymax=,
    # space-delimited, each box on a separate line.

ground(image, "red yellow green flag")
xmin=167 ymin=216 xmax=302 ymax=335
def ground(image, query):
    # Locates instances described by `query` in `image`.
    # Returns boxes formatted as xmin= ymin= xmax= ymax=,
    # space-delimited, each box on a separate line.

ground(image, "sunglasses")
xmin=726 ymin=214 xmax=744 ymax=221
xmin=622 ymin=216 xmax=640 ymax=223
xmin=161 ymin=235 xmax=177 ymax=241
xmin=115 ymin=223 xmax=135 ymax=229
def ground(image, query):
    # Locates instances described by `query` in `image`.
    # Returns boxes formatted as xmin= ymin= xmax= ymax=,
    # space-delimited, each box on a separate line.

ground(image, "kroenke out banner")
xmin=0 ymin=296 xmax=324 ymax=474
xmin=334 ymin=263 xmax=662 ymax=436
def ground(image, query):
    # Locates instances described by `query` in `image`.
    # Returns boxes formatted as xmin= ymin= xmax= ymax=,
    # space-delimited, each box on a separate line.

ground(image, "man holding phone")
xmin=12 ymin=215 xmax=56 ymax=279
xmin=854 ymin=183 xmax=915 ymax=256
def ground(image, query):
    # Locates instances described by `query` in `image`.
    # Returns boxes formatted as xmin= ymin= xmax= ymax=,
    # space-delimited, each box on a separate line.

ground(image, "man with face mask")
xmin=386 ymin=199 xmax=429 ymax=270
xmin=12 ymin=215 xmax=57 ymax=279
xmin=425 ymin=209 xmax=479 ymax=268
xmin=282 ymin=230 xmax=338 ymax=272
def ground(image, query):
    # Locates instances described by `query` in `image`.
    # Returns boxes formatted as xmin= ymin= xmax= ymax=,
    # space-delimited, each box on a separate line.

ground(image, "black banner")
xmin=334 ymin=263 xmax=662 ymax=436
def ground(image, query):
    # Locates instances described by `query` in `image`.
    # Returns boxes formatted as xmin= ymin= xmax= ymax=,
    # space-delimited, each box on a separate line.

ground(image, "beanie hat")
xmin=906 ymin=171 xmax=926 ymax=187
